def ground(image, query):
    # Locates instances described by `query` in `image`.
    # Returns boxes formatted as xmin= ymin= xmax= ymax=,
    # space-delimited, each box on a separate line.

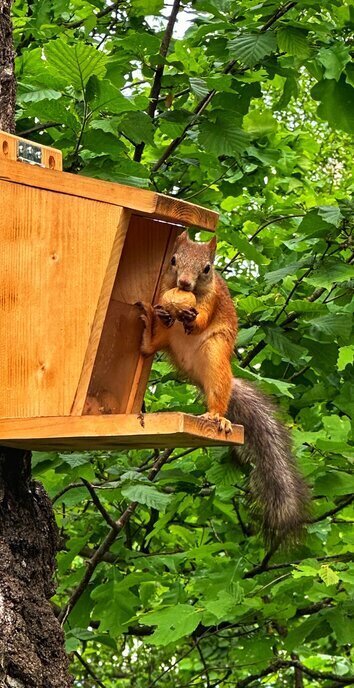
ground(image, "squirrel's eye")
xmin=171 ymin=255 xmax=176 ymax=266
xmin=203 ymin=264 xmax=211 ymax=274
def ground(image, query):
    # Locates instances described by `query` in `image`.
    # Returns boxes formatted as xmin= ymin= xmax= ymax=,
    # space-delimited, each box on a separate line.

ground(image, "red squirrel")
xmin=137 ymin=231 xmax=309 ymax=544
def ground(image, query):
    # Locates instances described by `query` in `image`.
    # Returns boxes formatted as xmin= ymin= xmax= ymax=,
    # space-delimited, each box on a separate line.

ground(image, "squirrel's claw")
xmin=177 ymin=307 xmax=198 ymax=323
xmin=154 ymin=305 xmax=175 ymax=328
xmin=135 ymin=301 xmax=149 ymax=316
xmin=201 ymin=412 xmax=233 ymax=435
xmin=177 ymin=307 xmax=198 ymax=334
xmin=135 ymin=301 xmax=153 ymax=329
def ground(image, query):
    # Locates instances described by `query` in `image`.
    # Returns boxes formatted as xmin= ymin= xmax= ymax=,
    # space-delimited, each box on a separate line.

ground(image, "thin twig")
xmin=18 ymin=121 xmax=62 ymax=136
xmin=152 ymin=2 xmax=297 ymax=172
xmin=236 ymin=657 xmax=354 ymax=687
xmin=62 ymin=0 xmax=124 ymax=29
xmin=244 ymin=552 xmax=352 ymax=579
xmin=195 ymin=643 xmax=211 ymax=688
xmin=220 ymin=214 xmax=305 ymax=275
xmin=134 ymin=0 xmax=181 ymax=162
xmin=81 ymin=478 xmax=119 ymax=531
xmin=58 ymin=448 xmax=173 ymax=625
xmin=74 ymin=652 xmax=108 ymax=688
xmin=240 ymin=248 xmax=354 ymax=368
xmin=311 ymin=495 xmax=354 ymax=523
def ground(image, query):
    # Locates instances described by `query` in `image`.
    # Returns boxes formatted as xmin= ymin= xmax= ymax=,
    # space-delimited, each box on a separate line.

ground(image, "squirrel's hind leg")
xmin=196 ymin=340 xmax=233 ymax=433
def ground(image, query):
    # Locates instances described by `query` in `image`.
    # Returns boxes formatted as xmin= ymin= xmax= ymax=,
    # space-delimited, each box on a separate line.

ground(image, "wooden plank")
xmin=154 ymin=194 xmax=218 ymax=231
xmin=0 ymin=413 xmax=244 ymax=451
xmin=87 ymin=218 xmax=178 ymax=414
xmin=0 ymin=182 xmax=124 ymax=418
xmin=71 ymin=208 xmax=131 ymax=415
xmin=86 ymin=301 xmax=144 ymax=414
xmin=0 ymin=158 xmax=218 ymax=230
xmin=0 ymin=130 xmax=62 ymax=170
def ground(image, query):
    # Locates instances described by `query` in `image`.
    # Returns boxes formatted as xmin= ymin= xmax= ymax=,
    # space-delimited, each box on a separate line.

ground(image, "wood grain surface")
xmin=0 ymin=413 xmax=244 ymax=450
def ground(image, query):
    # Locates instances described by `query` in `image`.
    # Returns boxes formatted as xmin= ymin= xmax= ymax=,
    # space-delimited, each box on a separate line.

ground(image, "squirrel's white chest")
xmin=167 ymin=322 xmax=206 ymax=377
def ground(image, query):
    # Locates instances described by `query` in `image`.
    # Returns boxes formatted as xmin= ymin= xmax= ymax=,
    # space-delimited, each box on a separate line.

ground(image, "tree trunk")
xmin=0 ymin=0 xmax=16 ymax=132
xmin=0 ymin=4 xmax=73 ymax=686
xmin=0 ymin=449 xmax=72 ymax=687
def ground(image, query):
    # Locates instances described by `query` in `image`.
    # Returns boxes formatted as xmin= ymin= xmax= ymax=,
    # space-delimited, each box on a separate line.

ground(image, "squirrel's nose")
xmin=178 ymin=278 xmax=193 ymax=291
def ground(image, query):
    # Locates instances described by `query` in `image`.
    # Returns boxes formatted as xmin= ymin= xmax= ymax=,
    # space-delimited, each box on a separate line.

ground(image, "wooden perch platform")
xmin=0 ymin=132 xmax=245 ymax=451
xmin=0 ymin=414 xmax=244 ymax=451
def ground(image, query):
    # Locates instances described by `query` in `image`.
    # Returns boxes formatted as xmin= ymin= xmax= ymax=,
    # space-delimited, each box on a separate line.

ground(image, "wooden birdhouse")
xmin=0 ymin=132 xmax=243 ymax=451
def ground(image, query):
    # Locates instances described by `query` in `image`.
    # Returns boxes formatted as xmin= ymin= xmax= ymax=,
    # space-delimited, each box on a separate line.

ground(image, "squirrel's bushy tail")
xmin=227 ymin=378 xmax=310 ymax=545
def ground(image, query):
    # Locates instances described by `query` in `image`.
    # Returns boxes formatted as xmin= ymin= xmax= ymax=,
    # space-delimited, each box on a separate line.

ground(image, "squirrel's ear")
xmin=175 ymin=230 xmax=189 ymax=245
xmin=208 ymin=235 xmax=217 ymax=261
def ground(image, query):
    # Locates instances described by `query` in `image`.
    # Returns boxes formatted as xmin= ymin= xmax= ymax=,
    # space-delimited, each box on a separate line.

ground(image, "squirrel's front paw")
xmin=135 ymin=301 xmax=153 ymax=328
xmin=177 ymin=307 xmax=198 ymax=334
xmin=154 ymin=304 xmax=175 ymax=328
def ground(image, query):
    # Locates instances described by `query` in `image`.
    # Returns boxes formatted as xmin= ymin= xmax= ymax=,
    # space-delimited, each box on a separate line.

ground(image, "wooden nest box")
xmin=0 ymin=132 xmax=243 ymax=451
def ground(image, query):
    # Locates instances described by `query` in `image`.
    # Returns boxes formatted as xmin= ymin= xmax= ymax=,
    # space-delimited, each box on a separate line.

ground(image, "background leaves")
xmin=14 ymin=0 xmax=354 ymax=685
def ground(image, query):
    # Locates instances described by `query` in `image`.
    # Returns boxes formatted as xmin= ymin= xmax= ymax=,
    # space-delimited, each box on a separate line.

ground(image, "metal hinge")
xmin=17 ymin=140 xmax=43 ymax=166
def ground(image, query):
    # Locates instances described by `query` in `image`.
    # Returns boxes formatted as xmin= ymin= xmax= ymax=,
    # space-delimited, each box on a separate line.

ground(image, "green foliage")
xmin=14 ymin=0 xmax=354 ymax=685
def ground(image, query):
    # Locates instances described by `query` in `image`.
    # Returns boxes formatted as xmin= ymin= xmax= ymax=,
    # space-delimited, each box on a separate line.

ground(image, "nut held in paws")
xmin=161 ymin=288 xmax=197 ymax=319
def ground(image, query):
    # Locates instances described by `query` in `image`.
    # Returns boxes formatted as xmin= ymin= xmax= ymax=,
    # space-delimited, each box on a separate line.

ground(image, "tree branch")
xmin=134 ymin=0 xmax=181 ymax=162
xmin=152 ymin=1 xmax=297 ymax=172
xmin=295 ymin=597 xmax=333 ymax=618
xmin=236 ymin=658 xmax=354 ymax=687
xmin=260 ymin=1 xmax=297 ymax=32
xmin=244 ymin=552 xmax=352 ymax=578
xmin=18 ymin=121 xmax=63 ymax=136
xmin=62 ymin=0 xmax=125 ymax=29
xmin=81 ymin=477 xmax=119 ymax=531
xmin=311 ymin=495 xmax=354 ymax=523
xmin=74 ymin=652 xmax=108 ymax=688
xmin=58 ymin=448 xmax=173 ymax=625
xmin=195 ymin=643 xmax=211 ymax=688
xmin=240 ymin=249 xmax=354 ymax=368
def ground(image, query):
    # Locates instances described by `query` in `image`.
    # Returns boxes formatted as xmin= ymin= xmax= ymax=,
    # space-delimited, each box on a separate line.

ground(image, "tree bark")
xmin=0 ymin=4 xmax=73 ymax=686
xmin=0 ymin=449 xmax=73 ymax=687
xmin=0 ymin=0 xmax=16 ymax=132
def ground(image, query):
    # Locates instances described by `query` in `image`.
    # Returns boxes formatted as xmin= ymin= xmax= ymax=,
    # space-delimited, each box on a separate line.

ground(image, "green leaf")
xmin=59 ymin=452 xmax=90 ymax=468
xmin=319 ymin=565 xmax=339 ymax=586
xmin=91 ymin=574 xmax=141 ymax=637
xmin=203 ymin=590 xmax=238 ymax=620
xmin=142 ymin=604 xmax=201 ymax=645
xmin=265 ymin=328 xmax=308 ymax=362
xmin=18 ymin=88 xmax=62 ymax=103
xmin=318 ymin=44 xmax=350 ymax=81
xmin=312 ymin=76 xmax=354 ymax=134
xmin=120 ymin=111 xmax=155 ymax=145
xmin=44 ymin=39 xmax=107 ymax=90
xmin=237 ymin=325 xmax=260 ymax=347
xmin=121 ymin=481 xmax=171 ymax=512
xmin=305 ymin=260 xmax=353 ymax=290
xmin=243 ymin=108 xmax=277 ymax=135
xmin=88 ymin=78 xmax=138 ymax=114
xmin=228 ymin=32 xmax=277 ymax=67
xmin=277 ymin=27 xmax=310 ymax=58
xmin=237 ymin=296 xmax=265 ymax=315
xmin=337 ymin=345 xmax=354 ymax=371
xmin=131 ymin=0 xmax=163 ymax=15
xmin=189 ymin=77 xmax=209 ymax=98
xmin=198 ymin=116 xmax=249 ymax=157
xmin=264 ymin=260 xmax=308 ymax=285
xmin=309 ymin=314 xmax=352 ymax=342
xmin=232 ymin=233 xmax=270 ymax=265
xmin=326 ymin=610 xmax=354 ymax=644
xmin=318 ymin=205 xmax=343 ymax=226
